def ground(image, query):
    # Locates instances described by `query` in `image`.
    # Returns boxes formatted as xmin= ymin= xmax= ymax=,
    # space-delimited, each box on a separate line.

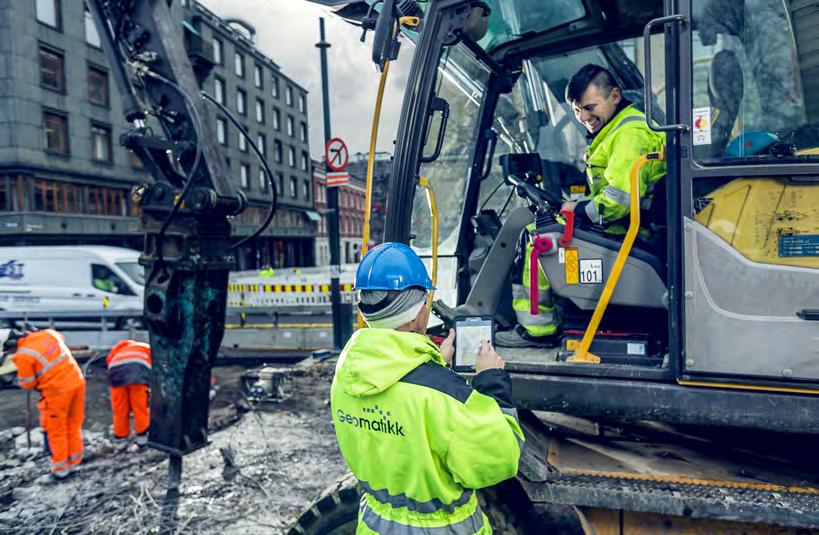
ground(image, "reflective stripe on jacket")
xmin=331 ymin=329 xmax=524 ymax=534
xmin=12 ymin=329 xmax=84 ymax=393
xmin=579 ymin=104 xmax=666 ymax=231
xmin=511 ymin=223 xmax=558 ymax=337
xmin=106 ymin=340 xmax=151 ymax=387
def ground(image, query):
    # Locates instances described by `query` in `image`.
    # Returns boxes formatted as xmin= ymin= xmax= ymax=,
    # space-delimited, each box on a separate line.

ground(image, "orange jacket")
xmin=12 ymin=330 xmax=85 ymax=393
xmin=106 ymin=340 xmax=152 ymax=387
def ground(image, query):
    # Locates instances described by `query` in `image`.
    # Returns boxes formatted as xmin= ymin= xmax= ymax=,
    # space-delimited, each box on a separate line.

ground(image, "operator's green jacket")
xmin=331 ymin=328 xmax=524 ymax=534
xmin=574 ymin=103 xmax=666 ymax=232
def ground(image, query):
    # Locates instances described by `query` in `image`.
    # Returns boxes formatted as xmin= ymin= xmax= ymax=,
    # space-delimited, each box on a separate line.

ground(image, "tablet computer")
xmin=453 ymin=316 xmax=494 ymax=372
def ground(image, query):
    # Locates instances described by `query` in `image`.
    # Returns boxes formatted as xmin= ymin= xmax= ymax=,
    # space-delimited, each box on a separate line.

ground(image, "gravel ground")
xmin=0 ymin=360 xmax=347 ymax=534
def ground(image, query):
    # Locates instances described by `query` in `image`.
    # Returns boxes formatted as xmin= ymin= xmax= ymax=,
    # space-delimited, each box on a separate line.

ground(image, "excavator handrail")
xmin=569 ymin=148 xmax=666 ymax=363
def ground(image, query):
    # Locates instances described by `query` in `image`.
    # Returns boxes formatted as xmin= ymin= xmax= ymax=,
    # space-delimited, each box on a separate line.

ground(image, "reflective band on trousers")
xmin=358 ymin=481 xmax=473 ymax=514
xmin=360 ymin=497 xmax=485 ymax=535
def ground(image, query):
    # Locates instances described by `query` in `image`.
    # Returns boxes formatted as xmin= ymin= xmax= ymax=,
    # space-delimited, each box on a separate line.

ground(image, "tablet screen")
xmin=455 ymin=317 xmax=493 ymax=369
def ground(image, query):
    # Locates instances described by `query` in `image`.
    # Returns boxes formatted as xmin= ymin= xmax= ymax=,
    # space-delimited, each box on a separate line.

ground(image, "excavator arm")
xmin=85 ymin=0 xmax=245 ymax=456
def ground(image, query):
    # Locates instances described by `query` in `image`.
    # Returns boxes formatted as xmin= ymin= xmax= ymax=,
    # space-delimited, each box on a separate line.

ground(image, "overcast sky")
xmin=199 ymin=0 xmax=414 ymax=160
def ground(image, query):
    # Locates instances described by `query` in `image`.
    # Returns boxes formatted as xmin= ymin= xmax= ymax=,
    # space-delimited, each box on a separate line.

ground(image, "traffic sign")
xmin=326 ymin=171 xmax=350 ymax=187
xmin=325 ymin=137 xmax=349 ymax=172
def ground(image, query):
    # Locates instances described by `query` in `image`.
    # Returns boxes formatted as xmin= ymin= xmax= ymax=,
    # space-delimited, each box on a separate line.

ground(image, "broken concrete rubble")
xmin=0 ymin=361 xmax=346 ymax=533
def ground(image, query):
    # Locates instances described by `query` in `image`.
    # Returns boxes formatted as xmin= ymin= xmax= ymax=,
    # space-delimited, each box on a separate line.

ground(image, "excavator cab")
xmin=376 ymin=0 xmax=819 ymax=432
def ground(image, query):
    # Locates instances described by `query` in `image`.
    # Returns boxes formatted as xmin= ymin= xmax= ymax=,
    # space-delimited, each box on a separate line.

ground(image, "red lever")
xmin=529 ymin=233 xmax=553 ymax=315
xmin=560 ymin=209 xmax=575 ymax=247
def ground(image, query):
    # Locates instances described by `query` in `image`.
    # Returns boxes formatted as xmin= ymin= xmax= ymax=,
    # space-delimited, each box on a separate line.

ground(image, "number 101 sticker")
xmin=579 ymin=259 xmax=603 ymax=284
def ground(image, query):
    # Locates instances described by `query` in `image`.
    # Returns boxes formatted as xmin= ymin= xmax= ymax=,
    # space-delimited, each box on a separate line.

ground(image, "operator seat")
xmin=450 ymin=203 xmax=668 ymax=327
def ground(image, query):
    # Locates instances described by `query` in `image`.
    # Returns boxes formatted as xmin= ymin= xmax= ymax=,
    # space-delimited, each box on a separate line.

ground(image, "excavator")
xmin=288 ymin=0 xmax=819 ymax=532
xmin=85 ymin=0 xmax=819 ymax=532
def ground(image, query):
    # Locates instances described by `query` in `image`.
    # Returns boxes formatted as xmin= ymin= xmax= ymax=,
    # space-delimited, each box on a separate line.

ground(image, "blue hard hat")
xmin=355 ymin=242 xmax=435 ymax=291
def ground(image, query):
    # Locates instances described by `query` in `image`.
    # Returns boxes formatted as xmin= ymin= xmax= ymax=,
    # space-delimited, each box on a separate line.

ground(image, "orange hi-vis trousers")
xmin=39 ymin=383 xmax=86 ymax=474
xmin=110 ymin=384 xmax=150 ymax=440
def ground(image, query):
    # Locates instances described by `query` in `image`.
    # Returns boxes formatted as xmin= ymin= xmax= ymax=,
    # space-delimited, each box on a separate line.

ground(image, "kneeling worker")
xmin=1 ymin=328 xmax=86 ymax=480
xmin=332 ymin=242 xmax=524 ymax=533
xmin=106 ymin=339 xmax=152 ymax=450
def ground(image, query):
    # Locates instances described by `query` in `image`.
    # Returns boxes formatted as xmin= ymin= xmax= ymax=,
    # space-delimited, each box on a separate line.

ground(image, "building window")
xmin=214 ymin=77 xmax=225 ymax=105
xmin=216 ymin=117 xmax=227 ymax=146
xmin=272 ymin=108 xmax=280 ymax=131
xmin=286 ymin=116 xmax=294 ymax=137
xmin=43 ymin=110 xmax=68 ymax=154
xmin=234 ymin=52 xmax=245 ymax=77
xmin=257 ymin=133 xmax=266 ymax=157
xmin=238 ymin=126 xmax=248 ymax=152
xmin=39 ymin=46 xmax=65 ymax=93
xmin=255 ymin=98 xmax=265 ymax=123
xmin=286 ymin=86 xmax=293 ymax=106
xmin=276 ymin=172 xmax=284 ymax=195
xmin=84 ymin=8 xmax=100 ymax=47
xmin=212 ymin=38 xmax=223 ymax=64
xmin=290 ymin=176 xmax=297 ymax=198
xmin=36 ymin=0 xmax=61 ymax=30
xmin=303 ymin=180 xmax=310 ymax=200
xmin=274 ymin=141 xmax=282 ymax=163
xmin=86 ymin=186 xmax=128 ymax=216
xmin=91 ymin=123 xmax=112 ymax=162
xmin=288 ymin=146 xmax=296 ymax=167
xmin=300 ymin=122 xmax=308 ymax=143
xmin=254 ymin=64 xmax=263 ymax=89
xmin=88 ymin=65 xmax=109 ymax=107
xmin=240 ymin=164 xmax=250 ymax=190
xmin=271 ymin=77 xmax=279 ymax=99
xmin=259 ymin=168 xmax=269 ymax=191
xmin=236 ymin=88 xmax=246 ymax=115
xmin=300 ymin=152 xmax=309 ymax=171
xmin=299 ymin=94 xmax=306 ymax=113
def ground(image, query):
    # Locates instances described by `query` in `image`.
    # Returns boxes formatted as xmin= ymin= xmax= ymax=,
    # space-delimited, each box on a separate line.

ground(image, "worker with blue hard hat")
xmin=331 ymin=242 xmax=523 ymax=534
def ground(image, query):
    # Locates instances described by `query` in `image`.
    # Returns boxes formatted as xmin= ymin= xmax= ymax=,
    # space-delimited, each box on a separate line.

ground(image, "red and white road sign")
xmin=324 ymin=137 xmax=349 ymax=172
xmin=326 ymin=171 xmax=350 ymax=187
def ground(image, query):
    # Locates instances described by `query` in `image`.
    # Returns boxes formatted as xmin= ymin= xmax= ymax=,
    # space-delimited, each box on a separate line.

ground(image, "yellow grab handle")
xmin=568 ymin=148 xmax=666 ymax=363
xmin=417 ymin=176 xmax=438 ymax=315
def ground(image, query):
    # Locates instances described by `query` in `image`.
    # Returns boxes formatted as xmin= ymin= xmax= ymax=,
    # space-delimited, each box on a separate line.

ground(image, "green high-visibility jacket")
xmin=577 ymin=104 xmax=666 ymax=231
xmin=331 ymin=328 xmax=524 ymax=534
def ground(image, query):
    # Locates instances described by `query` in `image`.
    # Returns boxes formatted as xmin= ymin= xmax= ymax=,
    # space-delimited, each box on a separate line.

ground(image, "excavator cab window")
xmin=691 ymin=0 xmax=815 ymax=163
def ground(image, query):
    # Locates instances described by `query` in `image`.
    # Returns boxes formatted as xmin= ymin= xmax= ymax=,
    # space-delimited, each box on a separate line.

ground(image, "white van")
xmin=0 ymin=246 xmax=144 ymax=314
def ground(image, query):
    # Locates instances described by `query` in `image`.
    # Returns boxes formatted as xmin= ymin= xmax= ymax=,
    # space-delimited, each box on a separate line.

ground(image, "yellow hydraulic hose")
xmin=417 ymin=176 xmax=438 ymax=315
xmin=358 ymin=16 xmax=420 ymax=330
xmin=568 ymin=148 xmax=666 ymax=363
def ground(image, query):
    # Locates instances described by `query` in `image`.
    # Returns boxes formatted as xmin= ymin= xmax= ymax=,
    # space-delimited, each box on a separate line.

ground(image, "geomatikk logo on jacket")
xmin=336 ymin=404 xmax=405 ymax=437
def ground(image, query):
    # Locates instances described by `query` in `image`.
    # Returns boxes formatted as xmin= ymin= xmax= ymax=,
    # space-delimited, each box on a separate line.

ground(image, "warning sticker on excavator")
xmin=564 ymin=248 xmax=579 ymax=284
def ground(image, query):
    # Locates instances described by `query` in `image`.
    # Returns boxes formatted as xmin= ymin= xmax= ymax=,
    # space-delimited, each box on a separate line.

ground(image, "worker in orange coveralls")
xmin=1 ymin=328 xmax=86 ymax=480
xmin=106 ymin=340 xmax=151 ymax=451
